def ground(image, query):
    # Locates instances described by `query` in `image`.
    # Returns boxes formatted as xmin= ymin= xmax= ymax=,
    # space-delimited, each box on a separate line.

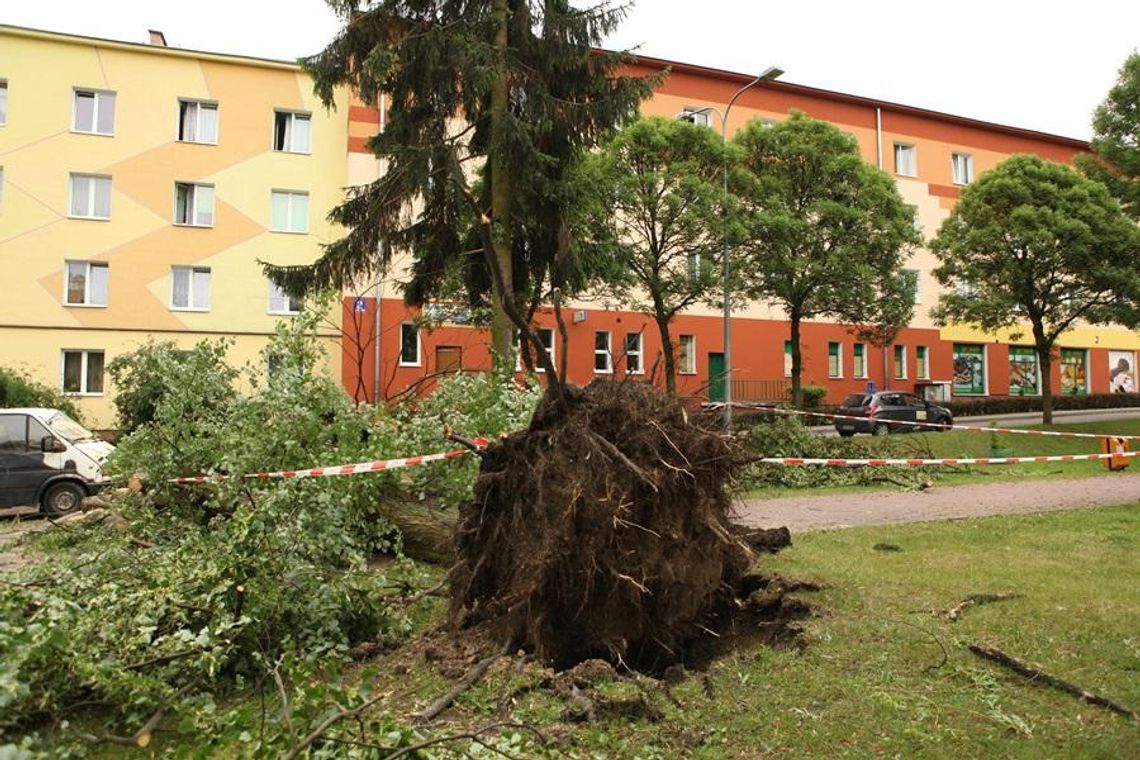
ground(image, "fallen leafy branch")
xmin=968 ymin=643 xmax=1136 ymax=720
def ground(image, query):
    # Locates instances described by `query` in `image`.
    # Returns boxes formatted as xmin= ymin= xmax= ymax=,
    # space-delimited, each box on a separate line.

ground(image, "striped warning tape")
xmin=759 ymin=405 xmax=1140 ymax=441
xmin=170 ymin=437 xmax=490 ymax=484
xmin=758 ymin=450 xmax=1140 ymax=467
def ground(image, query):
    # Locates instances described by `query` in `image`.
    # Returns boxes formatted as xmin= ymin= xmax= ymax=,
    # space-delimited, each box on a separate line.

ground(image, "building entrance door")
xmin=708 ymin=353 xmax=725 ymax=402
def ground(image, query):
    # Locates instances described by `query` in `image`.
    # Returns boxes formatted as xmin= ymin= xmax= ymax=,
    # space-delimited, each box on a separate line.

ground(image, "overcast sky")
xmin=5 ymin=0 xmax=1136 ymax=140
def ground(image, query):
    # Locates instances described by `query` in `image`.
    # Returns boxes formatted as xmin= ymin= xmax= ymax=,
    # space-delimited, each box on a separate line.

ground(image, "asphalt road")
xmin=810 ymin=407 xmax=1140 ymax=436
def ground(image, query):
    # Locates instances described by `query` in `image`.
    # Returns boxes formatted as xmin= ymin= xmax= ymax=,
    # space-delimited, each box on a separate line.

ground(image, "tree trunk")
xmin=375 ymin=499 xmax=458 ymax=566
xmin=790 ymin=312 xmax=803 ymax=408
xmin=488 ymin=0 xmax=514 ymax=369
xmin=655 ymin=314 xmax=677 ymax=396
xmin=1037 ymin=342 xmax=1054 ymax=425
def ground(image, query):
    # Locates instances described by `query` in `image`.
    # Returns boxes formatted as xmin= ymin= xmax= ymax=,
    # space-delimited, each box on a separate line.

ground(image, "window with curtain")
xmin=174 ymin=183 xmax=215 ymax=226
xmin=828 ymin=342 xmax=841 ymax=378
xmin=916 ymin=346 xmax=929 ymax=379
xmin=64 ymin=261 xmax=108 ymax=306
xmin=952 ymin=152 xmax=974 ymax=185
xmin=72 ymin=89 xmax=115 ymax=134
xmin=893 ymin=345 xmax=907 ymax=379
xmin=69 ymin=174 xmax=112 ymax=219
xmin=893 ymin=143 xmax=916 ymax=176
xmin=171 ymin=266 xmax=211 ymax=310
xmin=61 ymin=350 xmax=104 ymax=394
xmin=679 ymin=335 xmax=696 ymax=374
xmin=178 ymin=100 xmax=218 ymax=143
xmin=270 ymin=190 xmax=309 ymax=233
xmin=273 ymin=111 xmax=312 ymax=153
xmin=853 ymin=343 xmax=866 ymax=378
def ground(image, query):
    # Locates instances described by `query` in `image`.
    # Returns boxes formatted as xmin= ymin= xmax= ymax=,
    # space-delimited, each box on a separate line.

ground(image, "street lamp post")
xmin=680 ymin=66 xmax=783 ymax=432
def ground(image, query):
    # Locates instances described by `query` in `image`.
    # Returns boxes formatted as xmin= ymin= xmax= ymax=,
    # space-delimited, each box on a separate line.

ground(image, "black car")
xmin=834 ymin=392 xmax=953 ymax=437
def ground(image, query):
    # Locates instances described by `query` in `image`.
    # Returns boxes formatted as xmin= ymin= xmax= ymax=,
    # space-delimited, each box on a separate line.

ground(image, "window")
xmin=267 ymin=282 xmax=302 ymax=315
xmin=680 ymin=107 xmax=711 ymax=127
xmin=174 ymin=182 xmax=215 ymax=227
xmin=1060 ymin=348 xmax=1087 ymax=395
xmin=952 ymin=344 xmax=985 ymax=396
xmin=1009 ymin=346 xmax=1039 ymax=395
xmin=517 ymin=328 xmax=554 ymax=371
xmin=0 ymin=80 xmax=7 ymax=125
xmin=853 ymin=343 xmax=866 ymax=378
xmin=72 ymin=89 xmax=116 ymax=135
xmin=687 ymin=253 xmax=702 ymax=280
xmin=916 ymin=345 xmax=929 ymax=380
xmin=399 ymin=323 xmax=420 ymax=366
xmin=170 ymin=266 xmax=211 ymax=310
xmin=69 ymin=173 xmax=112 ymax=219
xmin=625 ymin=332 xmax=643 ymax=374
xmin=679 ymin=334 xmax=696 ymax=375
xmin=270 ymin=190 xmax=309 ymax=233
xmin=64 ymin=261 xmax=108 ymax=306
xmin=594 ymin=330 xmax=612 ymax=373
xmin=893 ymin=143 xmax=916 ymax=176
xmin=784 ymin=340 xmax=793 ymax=377
xmin=906 ymin=204 xmax=921 ymax=233
xmin=61 ymin=350 xmax=104 ymax=394
xmin=955 ymin=280 xmax=978 ymax=298
xmin=178 ymin=99 xmax=218 ymax=144
xmin=902 ymin=268 xmax=920 ymax=304
xmin=273 ymin=110 xmax=311 ymax=153
xmin=0 ymin=415 xmax=43 ymax=453
xmin=893 ymin=345 xmax=907 ymax=379
xmin=952 ymin=152 xmax=973 ymax=185
xmin=828 ymin=342 xmax=842 ymax=378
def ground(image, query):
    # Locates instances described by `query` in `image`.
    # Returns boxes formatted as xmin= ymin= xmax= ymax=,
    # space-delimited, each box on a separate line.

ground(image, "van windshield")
xmin=841 ymin=394 xmax=871 ymax=407
xmin=47 ymin=412 xmax=98 ymax=443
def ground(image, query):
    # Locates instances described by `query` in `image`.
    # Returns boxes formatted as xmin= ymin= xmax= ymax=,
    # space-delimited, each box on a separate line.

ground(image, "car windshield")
xmin=47 ymin=412 xmax=98 ymax=443
xmin=841 ymin=394 xmax=871 ymax=407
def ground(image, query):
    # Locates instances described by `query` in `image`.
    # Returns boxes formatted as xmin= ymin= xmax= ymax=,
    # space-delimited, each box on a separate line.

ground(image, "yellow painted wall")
xmin=0 ymin=27 xmax=348 ymax=428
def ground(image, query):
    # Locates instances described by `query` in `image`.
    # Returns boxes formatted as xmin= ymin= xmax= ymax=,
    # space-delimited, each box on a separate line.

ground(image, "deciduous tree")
xmin=731 ymin=112 xmax=919 ymax=406
xmin=931 ymin=154 xmax=1140 ymax=423
xmin=1077 ymin=52 xmax=1140 ymax=221
xmin=580 ymin=116 xmax=732 ymax=394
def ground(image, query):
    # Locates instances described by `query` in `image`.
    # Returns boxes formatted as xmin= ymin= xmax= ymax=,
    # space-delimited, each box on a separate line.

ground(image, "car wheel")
xmin=838 ymin=431 xmax=856 ymax=438
xmin=871 ymin=423 xmax=890 ymax=437
xmin=937 ymin=416 xmax=953 ymax=431
xmin=41 ymin=481 xmax=86 ymax=516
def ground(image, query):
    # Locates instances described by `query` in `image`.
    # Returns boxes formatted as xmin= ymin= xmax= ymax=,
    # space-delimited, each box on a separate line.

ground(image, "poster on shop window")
xmin=1108 ymin=350 xmax=1136 ymax=393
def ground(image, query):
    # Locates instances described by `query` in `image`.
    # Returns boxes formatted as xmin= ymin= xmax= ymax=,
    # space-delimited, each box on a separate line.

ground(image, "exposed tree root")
xmin=968 ymin=643 xmax=1137 ymax=721
xmin=936 ymin=592 xmax=1019 ymax=621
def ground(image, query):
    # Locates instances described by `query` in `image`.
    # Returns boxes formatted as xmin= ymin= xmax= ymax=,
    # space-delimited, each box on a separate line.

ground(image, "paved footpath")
xmin=734 ymin=474 xmax=1140 ymax=532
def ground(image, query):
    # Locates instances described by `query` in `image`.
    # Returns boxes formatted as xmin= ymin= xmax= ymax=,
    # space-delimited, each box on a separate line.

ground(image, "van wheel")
xmin=41 ymin=482 xmax=85 ymax=516
xmin=871 ymin=423 xmax=890 ymax=437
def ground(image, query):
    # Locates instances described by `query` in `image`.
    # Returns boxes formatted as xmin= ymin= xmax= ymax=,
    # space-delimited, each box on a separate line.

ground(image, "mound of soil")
xmin=449 ymin=380 xmax=756 ymax=672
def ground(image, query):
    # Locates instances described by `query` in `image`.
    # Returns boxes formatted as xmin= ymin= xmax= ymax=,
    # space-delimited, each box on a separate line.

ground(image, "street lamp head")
xmin=758 ymin=66 xmax=784 ymax=82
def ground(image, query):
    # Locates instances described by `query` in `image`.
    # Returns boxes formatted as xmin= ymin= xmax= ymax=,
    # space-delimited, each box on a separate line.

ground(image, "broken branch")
xmin=416 ymin=639 xmax=513 ymax=723
xmin=968 ymin=643 xmax=1136 ymax=721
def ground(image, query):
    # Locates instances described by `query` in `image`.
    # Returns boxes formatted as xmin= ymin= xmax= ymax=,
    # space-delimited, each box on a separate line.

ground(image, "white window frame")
xmin=71 ymin=88 xmax=116 ymax=135
xmin=893 ymin=142 xmax=916 ymax=177
xmin=273 ymin=110 xmax=312 ymax=153
xmin=177 ymin=99 xmax=219 ymax=144
xmin=916 ymin=345 xmax=930 ymax=380
xmin=894 ymin=344 xmax=908 ymax=380
xmin=853 ymin=342 xmax=867 ymax=379
xmin=170 ymin=265 xmax=211 ymax=311
xmin=174 ymin=182 xmax=215 ymax=227
xmin=0 ymin=80 xmax=7 ymax=126
xmin=270 ymin=190 xmax=309 ymax=233
xmin=516 ymin=328 xmax=555 ymax=373
xmin=594 ymin=330 xmax=613 ymax=374
xmin=60 ymin=349 xmax=105 ymax=396
xmin=267 ymin=281 xmax=302 ymax=315
xmin=679 ymin=334 xmax=697 ymax=375
xmin=624 ymin=331 xmax=644 ymax=375
xmin=827 ymin=341 xmax=843 ymax=379
xmin=63 ymin=260 xmax=109 ymax=307
xmin=952 ymin=152 xmax=973 ymax=185
xmin=68 ymin=173 xmax=112 ymax=220
xmin=399 ymin=322 xmax=421 ymax=366
xmin=784 ymin=340 xmax=793 ymax=378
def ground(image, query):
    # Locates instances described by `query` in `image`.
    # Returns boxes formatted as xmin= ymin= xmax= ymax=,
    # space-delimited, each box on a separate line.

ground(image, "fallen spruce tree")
xmin=449 ymin=379 xmax=774 ymax=672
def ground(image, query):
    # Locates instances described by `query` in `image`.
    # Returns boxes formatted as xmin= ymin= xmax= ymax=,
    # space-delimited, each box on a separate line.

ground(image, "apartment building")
xmin=0 ymin=26 xmax=349 ymax=427
xmin=342 ymin=55 xmax=1139 ymax=405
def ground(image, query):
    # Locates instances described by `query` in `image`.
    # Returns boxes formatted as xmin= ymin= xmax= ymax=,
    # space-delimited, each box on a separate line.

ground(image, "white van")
xmin=0 ymin=408 xmax=114 ymax=515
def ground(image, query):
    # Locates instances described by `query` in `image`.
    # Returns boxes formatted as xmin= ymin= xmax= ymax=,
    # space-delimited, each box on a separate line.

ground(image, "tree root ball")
xmin=449 ymin=381 xmax=754 ymax=672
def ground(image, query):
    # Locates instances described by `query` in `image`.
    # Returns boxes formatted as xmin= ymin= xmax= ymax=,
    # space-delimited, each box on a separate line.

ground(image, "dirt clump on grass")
xmin=449 ymin=380 xmax=776 ymax=673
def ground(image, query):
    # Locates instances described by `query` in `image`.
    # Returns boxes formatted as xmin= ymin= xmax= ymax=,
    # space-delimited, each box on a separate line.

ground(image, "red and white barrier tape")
xmin=761 ymin=406 xmax=1140 ymax=441
xmin=758 ymin=450 xmax=1140 ymax=467
xmin=170 ymin=437 xmax=490 ymax=484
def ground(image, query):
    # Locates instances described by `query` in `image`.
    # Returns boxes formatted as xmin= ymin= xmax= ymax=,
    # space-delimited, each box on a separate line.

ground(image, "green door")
xmin=708 ymin=353 xmax=725 ymax=402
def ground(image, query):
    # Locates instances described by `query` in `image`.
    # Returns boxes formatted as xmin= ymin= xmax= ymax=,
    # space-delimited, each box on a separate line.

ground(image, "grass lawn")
xmin=414 ymin=505 xmax=1138 ymax=758
xmin=747 ymin=418 xmax=1140 ymax=499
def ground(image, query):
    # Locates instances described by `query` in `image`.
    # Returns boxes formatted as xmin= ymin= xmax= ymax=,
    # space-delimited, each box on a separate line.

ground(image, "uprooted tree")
xmin=264 ymin=0 xmax=777 ymax=671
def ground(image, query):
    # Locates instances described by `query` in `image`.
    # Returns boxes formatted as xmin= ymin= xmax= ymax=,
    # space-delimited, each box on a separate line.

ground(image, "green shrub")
xmin=740 ymin=416 xmax=934 ymax=489
xmin=800 ymin=385 xmax=828 ymax=409
xmin=946 ymin=392 xmax=1140 ymax=417
xmin=0 ymin=366 xmax=84 ymax=422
